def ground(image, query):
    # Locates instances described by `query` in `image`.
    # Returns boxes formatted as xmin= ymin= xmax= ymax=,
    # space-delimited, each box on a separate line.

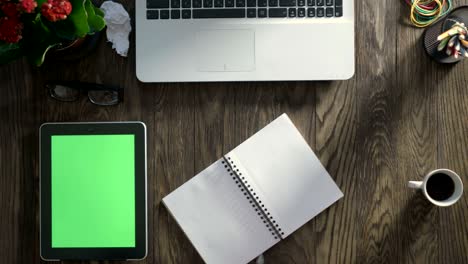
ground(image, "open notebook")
xmin=162 ymin=114 xmax=343 ymax=264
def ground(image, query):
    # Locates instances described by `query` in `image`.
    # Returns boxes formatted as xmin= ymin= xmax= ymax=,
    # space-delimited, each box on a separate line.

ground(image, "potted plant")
xmin=0 ymin=0 xmax=106 ymax=66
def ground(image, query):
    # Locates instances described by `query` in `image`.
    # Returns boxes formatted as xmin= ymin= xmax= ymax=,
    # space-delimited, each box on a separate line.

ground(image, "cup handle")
xmin=408 ymin=181 xmax=423 ymax=189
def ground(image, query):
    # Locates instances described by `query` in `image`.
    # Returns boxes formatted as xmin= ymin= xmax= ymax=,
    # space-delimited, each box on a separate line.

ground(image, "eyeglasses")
xmin=47 ymin=81 xmax=123 ymax=106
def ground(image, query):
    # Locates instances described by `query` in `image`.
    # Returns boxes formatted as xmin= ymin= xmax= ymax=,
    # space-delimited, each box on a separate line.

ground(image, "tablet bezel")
xmin=40 ymin=122 xmax=147 ymax=260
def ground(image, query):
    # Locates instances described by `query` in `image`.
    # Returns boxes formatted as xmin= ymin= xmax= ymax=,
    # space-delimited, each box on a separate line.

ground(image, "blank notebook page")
xmin=162 ymin=159 xmax=278 ymax=264
xmin=226 ymin=114 xmax=343 ymax=237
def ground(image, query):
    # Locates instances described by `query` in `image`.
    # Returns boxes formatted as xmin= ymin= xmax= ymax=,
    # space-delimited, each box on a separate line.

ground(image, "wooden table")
xmin=1 ymin=0 xmax=467 ymax=263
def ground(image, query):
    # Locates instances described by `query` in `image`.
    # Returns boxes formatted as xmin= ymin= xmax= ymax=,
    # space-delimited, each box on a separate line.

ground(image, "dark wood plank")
xmin=257 ymin=83 xmax=317 ymax=263
xmin=351 ymin=0 xmax=401 ymax=263
xmin=194 ymin=83 xmax=230 ymax=164
xmin=434 ymin=3 xmax=468 ymax=260
xmin=191 ymin=83 xmax=233 ymax=263
xmin=151 ymin=85 xmax=197 ymax=264
xmin=396 ymin=1 xmax=468 ymax=264
xmin=395 ymin=2 xmax=443 ymax=264
xmin=436 ymin=34 xmax=468 ymax=264
xmin=314 ymin=80 xmax=359 ymax=264
xmin=0 ymin=59 xmax=38 ymax=264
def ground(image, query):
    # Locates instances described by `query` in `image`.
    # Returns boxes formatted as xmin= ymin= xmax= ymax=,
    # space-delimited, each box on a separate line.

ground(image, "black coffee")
xmin=426 ymin=173 xmax=455 ymax=201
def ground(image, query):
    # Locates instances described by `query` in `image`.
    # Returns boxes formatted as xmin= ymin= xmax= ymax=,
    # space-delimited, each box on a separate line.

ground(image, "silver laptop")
xmin=136 ymin=0 xmax=354 ymax=82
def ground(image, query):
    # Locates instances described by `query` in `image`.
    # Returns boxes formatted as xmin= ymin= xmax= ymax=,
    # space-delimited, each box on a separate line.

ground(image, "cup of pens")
xmin=423 ymin=5 xmax=468 ymax=63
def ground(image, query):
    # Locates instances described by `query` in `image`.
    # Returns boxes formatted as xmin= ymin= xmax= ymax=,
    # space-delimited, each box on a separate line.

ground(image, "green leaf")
xmin=28 ymin=14 xmax=60 ymax=66
xmin=46 ymin=19 xmax=78 ymax=40
xmin=43 ymin=0 xmax=105 ymax=39
xmin=68 ymin=0 xmax=90 ymax=38
xmin=94 ymin=5 xmax=105 ymax=17
xmin=36 ymin=0 xmax=48 ymax=6
xmin=0 ymin=42 xmax=23 ymax=65
xmin=32 ymin=43 xmax=58 ymax=66
xmin=85 ymin=0 xmax=106 ymax=33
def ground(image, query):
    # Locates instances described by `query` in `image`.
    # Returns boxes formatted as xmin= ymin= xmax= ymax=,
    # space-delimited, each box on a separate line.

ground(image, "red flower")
xmin=1 ymin=2 xmax=19 ymax=17
xmin=41 ymin=0 xmax=72 ymax=22
xmin=19 ymin=0 xmax=37 ymax=13
xmin=0 ymin=16 xmax=23 ymax=43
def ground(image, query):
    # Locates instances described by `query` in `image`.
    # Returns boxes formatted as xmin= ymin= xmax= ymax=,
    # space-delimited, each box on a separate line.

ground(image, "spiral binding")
xmin=222 ymin=156 xmax=284 ymax=240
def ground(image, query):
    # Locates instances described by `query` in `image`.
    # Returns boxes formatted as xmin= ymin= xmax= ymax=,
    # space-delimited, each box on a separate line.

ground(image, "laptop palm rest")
xmin=195 ymin=30 xmax=255 ymax=72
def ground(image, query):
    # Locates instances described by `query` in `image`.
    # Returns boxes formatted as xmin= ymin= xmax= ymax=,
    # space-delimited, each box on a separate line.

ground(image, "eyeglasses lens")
xmin=49 ymin=85 xmax=80 ymax=102
xmin=88 ymin=90 xmax=120 ymax=106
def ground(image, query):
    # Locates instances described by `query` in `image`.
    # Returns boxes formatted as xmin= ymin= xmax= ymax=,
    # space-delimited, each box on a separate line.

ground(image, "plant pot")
xmin=48 ymin=30 xmax=103 ymax=62
xmin=423 ymin=5 xmax=468 ymax=64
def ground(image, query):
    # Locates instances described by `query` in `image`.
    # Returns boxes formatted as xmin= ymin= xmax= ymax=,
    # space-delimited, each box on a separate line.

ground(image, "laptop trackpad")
xmin=195 ymin=30 xmax=255 ymax=72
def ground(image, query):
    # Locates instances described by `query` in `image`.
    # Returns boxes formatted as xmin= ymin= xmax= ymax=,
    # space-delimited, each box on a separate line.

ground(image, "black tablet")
xmin=40 ymin=122 xmax=147 ymax=260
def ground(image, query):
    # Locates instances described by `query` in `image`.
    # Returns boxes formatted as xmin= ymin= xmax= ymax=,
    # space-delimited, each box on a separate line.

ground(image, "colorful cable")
xmin=404 ymin=0 xmax=453 ymax=28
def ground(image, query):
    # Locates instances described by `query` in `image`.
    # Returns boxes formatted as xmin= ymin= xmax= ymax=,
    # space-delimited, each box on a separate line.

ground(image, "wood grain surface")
xmin=1 ymin=0 xmax=467 ymax=263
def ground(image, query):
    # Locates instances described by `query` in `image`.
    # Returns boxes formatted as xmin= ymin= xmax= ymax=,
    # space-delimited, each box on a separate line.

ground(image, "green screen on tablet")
xmin=51 ymin=135 xmax=135 ymax=248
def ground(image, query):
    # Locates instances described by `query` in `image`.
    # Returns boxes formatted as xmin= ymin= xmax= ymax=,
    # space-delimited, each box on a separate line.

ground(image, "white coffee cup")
xmin=408 ymin=169 xmax=463 ymax=207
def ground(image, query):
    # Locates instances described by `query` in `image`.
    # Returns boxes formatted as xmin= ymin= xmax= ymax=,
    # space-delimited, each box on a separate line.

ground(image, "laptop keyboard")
xmin=147 ymin=0 xmax=342 ymax=19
